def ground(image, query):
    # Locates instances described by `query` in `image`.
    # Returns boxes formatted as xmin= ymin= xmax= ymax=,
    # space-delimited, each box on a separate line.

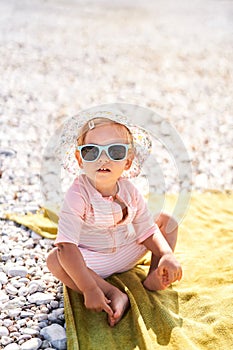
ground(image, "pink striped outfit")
xmin=55 ymin=174 xmax=160 ymax=278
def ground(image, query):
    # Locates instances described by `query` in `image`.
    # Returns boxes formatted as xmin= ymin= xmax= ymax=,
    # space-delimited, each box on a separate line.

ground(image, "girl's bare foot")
xmin=143 ymin=268 xmax=168 ymax=291
xmin=106 ymin=287 xmax=130 ymax=327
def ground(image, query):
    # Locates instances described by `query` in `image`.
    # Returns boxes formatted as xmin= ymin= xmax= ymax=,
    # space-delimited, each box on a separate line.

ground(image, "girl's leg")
xmin=143 ymin=213 xmax=178 ymax=291
xmin=46 ymin=248 xmax=129 ymax=326
xmin=47 ymin=248 xmax=79 ymax=291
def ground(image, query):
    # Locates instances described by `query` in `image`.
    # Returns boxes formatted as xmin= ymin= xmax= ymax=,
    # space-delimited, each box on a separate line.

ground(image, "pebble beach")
xmin=0 ymin=0 xmax=232 ymax=349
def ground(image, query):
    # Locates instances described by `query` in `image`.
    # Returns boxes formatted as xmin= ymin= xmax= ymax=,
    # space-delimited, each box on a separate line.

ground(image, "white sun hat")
xmin=59 ymin=110 xmax=152 ymax=178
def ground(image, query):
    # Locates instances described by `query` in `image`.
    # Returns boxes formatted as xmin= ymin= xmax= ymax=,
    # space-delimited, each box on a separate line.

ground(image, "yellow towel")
xmin=5 ymin=208 xmax=58 ymax=239
xmin=5 ymin=192 xmax=233 ymax=349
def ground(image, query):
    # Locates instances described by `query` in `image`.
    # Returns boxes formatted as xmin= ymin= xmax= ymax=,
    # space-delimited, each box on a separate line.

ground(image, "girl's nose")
xmin=98 ymin=150 xmax=109 ymax=162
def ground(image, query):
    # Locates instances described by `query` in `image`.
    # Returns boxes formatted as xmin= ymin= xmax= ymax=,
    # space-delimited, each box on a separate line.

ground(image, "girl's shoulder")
xmin=65 ymin=175 xmax=90 ymax=202
xmin=118 ymin=177 xmax=140 ymax=199
xmin=62 ymin=175 xmax=91 ymax=214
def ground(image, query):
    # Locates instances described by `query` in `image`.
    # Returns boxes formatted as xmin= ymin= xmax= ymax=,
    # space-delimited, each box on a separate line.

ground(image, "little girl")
xmin=47 ymin=111 xmax=182 ymax=327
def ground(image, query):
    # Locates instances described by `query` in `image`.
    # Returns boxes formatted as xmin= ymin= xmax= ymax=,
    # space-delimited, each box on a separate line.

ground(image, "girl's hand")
xmin=83 ymin=287 xmax=114 ymax=316
xmin=157 ymin=253 xmax=182 ymax=286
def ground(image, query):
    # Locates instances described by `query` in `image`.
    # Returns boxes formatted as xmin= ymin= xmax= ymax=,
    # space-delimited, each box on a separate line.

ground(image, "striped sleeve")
xmin=130 ymin=185 xmax=157 ymax=243
xmin=55 ymin=183 xmax=86 ymax=246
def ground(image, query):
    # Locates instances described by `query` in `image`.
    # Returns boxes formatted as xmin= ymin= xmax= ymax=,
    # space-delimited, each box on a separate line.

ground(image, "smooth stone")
xmin=4 ymin=344 xmax=21 ymax=350
xmin=7 ymin=296 xmax=27 ymax=308
xmin=21 ymin=327 xmax=39 ymax=336
xmin=0 ymin=325 xmax=9 ymax=336
xmin=16 ymin=319 xmax=27 ymax=327
xmin=3 ymin=319 xmax=13 ymax=327
xmin=50 ymin=300 xmax=59 ymax=308
xmin=8 ymin=308 xmax=21 ymax=318
xmin=33 ymin=313 xmax=48 ymax=321
xmin=18 ymin=286 xmax=29 ymax=296
xmin=27 ymin=292 xmax=54 ymax=305
xmin=20 ymin=338 xmax=42 ymax=350
xmin=7 ymin=266 xmax=28 ymax=278
xmin=30 ymin=232 xmax=41 ymax=241
xmin=1 ymin=335 xmax=13 ymax=346
xmin=40 ymin=324 xmax=67 ymax=350
xmin=27 ymin=282 xmax=40 ymax=294
xmin=0 ymin=271 xmax=8 ymax=284
xmin=20 ymin=311 xmax=35 ymax=318
xmin=0 ymin=290 xmax=9 ymax=303
xmin=6 ymin=284 xmax=18 ymax=295
xmin=10 ymin=248 xmax=24 ymax=258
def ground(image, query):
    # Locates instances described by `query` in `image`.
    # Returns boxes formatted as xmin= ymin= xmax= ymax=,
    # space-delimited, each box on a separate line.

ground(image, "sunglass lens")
xmin=108 ymin=145 xmax=126 ymax=160
xmin=81 ymin=146 xmax=99 ymax=161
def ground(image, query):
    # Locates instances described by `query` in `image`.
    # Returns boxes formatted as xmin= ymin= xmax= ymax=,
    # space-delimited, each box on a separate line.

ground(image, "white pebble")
xmin=10 ymin=248 xmax=24 ymax=258
xmin=21 ymin=327 xmax=39 ymax=336
xmin=33 ymin=313 xmax=48 ymax=321
xmin=0 ymin=290 xmax=9 ymax=303
xmin=3 ymin=319 xmax=13 ymax=327
xmin=0 ymin=271 xmax=8 ymax=284
xmin=4 ymin=344 xmax=21 ymax=350
xmin=6 ymin=284 xmax=18 ymax=295
xmin=0 ymin=325 xmax=9 ymax=336
xmin=1 ymin=335 xmax=13 ymax=346
xmin=8 ymin=308 xmax=21 ymax=318
xmin=16 ymin=319 xmax=27 ymax=327
xmin=18 ymin=286 xmax=29 ymax=297
xmin=7 ymin=296 xmax=27 ymax=308
xmin=20 ymin=338 xmax=42 ymax=350
xmin=11 ymin=281 xmax=25 ymax=289
xmin=27 ymin=292 xmax=54 ymax=305
xmin=28 ymin=282 xmax=40 ymax=294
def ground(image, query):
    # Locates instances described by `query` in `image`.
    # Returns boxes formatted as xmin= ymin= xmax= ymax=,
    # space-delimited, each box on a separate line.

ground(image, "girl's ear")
xmin=125 ymin=149 xmax=135 ymax=171
xmin=124 ymin=153 xmax=134 ymax=170
xmin=75 ymin=150 xmax=83 ymax=168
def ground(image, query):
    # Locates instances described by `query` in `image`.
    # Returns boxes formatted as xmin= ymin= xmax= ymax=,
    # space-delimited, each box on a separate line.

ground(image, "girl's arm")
xmin=56 ymin=242 xmax=113 ymax=315
xmin=142 ymin=232 xmax=182 ymax=284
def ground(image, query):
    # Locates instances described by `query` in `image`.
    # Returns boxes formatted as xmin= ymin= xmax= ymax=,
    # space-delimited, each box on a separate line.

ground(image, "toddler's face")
xmin=75 ymin=124 xmax=133 ymax=188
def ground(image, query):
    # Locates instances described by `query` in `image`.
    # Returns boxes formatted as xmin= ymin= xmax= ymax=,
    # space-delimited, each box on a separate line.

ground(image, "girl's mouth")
xmin=97 ymin=167 xmax=111 ymax=173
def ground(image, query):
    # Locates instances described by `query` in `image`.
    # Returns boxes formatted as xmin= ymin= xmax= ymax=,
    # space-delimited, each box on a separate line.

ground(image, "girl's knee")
xmin=155 ymin=213 xmax=178 ymax=235
xmin=46 ymin=248 xmax=59 ymax=272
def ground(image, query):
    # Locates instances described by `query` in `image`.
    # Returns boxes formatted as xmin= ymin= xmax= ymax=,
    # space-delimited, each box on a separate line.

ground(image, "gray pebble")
xmin=7 ymin=267 xmax=28 ymax=278
xmin=40 ymin=324 xmax=66 ymax=350
xmin=20 ymin=311 xmax=35 ymax=318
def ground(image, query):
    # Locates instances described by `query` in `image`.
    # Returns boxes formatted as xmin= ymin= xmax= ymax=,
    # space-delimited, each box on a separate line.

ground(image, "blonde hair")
xmin=77 ymin=117 xmax=134 ymax=147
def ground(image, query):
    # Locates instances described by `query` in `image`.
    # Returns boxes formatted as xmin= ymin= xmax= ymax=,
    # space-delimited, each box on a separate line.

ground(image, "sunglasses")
xmin=76 ymin=143 xmax=131 ymax=162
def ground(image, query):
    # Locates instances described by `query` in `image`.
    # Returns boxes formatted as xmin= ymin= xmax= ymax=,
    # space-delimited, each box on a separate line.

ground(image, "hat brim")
xmin=58 ymin=111 xmax=152 ymax=178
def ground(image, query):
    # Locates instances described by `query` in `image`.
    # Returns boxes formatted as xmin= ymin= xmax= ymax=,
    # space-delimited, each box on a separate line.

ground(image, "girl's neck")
xmin=97 ymin=184 xmax=118 ymax=198
xmin=86 ymin=176 xmax=118 ymax=198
